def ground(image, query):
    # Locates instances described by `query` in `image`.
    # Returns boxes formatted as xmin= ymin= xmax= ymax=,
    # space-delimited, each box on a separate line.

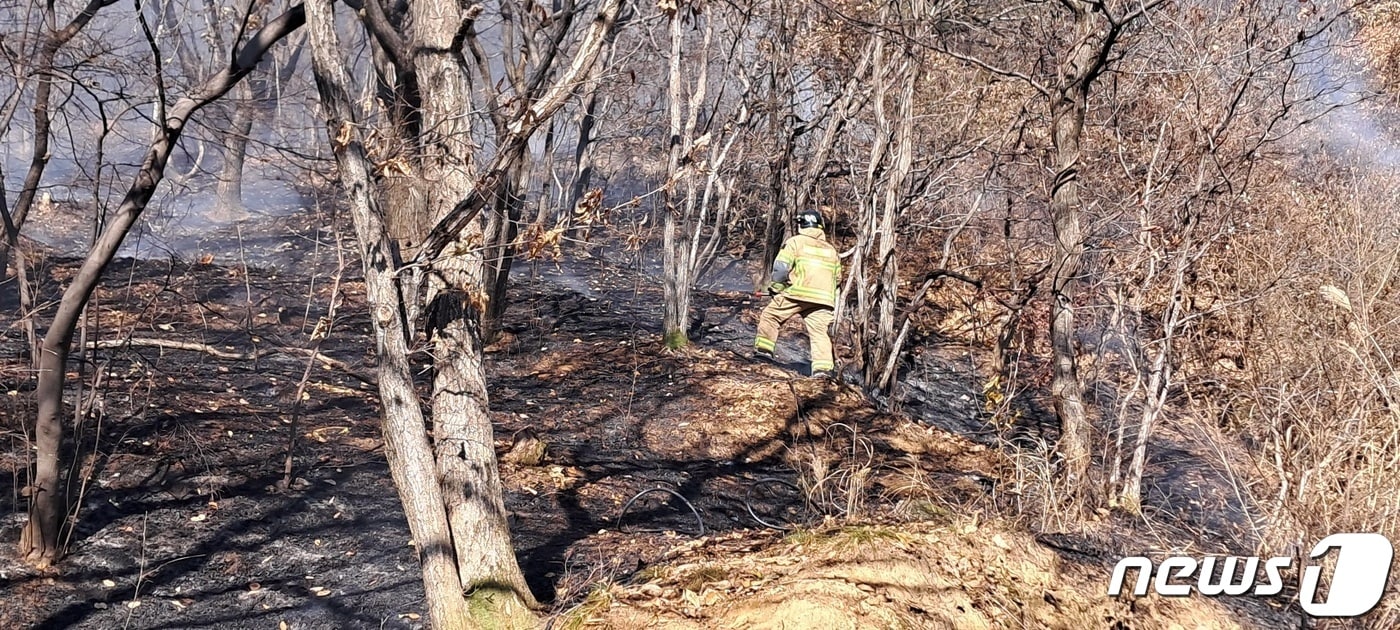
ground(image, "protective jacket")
xmin=772 ymin=227 xmax=841 ymax=307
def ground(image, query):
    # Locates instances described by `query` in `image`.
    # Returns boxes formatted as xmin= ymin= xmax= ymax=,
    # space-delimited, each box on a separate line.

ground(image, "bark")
xmin=534 ymin=118 xmax=559 ymax=227
xmin=1046 ymin=3 xmax=1105 ymax=503
xmin=302 ymin=3 xmax=472 ymax=626
xmin=661 ymin=2 xmax=690 ymax=348
xmin=21 ymin=4 xmax=306 ymax=567
xmin=757 ymin=10 xmax=795 ymax=291
xmin=661 ymin=209 xmax=692 ymax=348
xmin=481 ymin=144 xmax=530 ymax=344
xmin=215 ymin=82 xmax=257 ymax=218
xmin=402 ymin=0 xmax=538 ymax=621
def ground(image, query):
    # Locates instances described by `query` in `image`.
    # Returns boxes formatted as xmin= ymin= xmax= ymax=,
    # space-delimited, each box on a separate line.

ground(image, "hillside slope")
xmin=0 ymin=253 xmax=1279 ymax=629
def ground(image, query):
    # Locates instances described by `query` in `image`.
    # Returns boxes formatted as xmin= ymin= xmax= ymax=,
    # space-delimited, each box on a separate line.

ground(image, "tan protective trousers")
xmin=755 ymin=294 xmax=835 ymax=372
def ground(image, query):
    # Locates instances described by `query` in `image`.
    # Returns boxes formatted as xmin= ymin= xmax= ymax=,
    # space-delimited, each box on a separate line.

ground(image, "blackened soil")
xmin=0 ymin=246 xmax=1000 ymax=629
xmin=0 ymin=247 xmax=427 ymax=629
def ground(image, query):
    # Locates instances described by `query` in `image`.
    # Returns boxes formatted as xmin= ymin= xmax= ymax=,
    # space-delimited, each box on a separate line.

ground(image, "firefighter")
xmin=754 ymin=207 xmax=842 ymax=378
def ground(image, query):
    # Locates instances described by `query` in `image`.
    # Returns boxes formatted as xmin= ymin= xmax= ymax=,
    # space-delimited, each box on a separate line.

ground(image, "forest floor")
xmin=0 ymin=227 xmax=1296 ymax=629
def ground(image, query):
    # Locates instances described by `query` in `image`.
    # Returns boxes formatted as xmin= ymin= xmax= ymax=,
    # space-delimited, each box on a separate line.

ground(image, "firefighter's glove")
xmin=766 ymin=282 xmax=789 ymax=296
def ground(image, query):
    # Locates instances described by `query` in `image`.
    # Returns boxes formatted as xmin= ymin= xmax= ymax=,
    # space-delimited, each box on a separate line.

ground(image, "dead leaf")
xmin=334 ymin=121 xmax=352 ymax=149
xmin=522 ymin=222 xmax=567 ymax=260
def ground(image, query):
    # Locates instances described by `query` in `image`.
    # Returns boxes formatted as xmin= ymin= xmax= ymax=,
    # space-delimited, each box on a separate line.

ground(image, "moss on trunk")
xmin=664 ymin=329 xmax=690 ymax=350
xmin=466 ymin=583 xmax=538 ymax=630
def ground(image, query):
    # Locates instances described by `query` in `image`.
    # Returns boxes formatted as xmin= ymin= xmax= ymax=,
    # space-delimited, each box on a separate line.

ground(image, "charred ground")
xmin=0 ymin=236 xmax=1289 ymax=629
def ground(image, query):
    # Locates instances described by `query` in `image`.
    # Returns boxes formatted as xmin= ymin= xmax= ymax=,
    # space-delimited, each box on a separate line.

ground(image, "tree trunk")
xmin=408 ymin=0 xmax=538 ymax=622
xmin=868 ymin=56 xmax=913 ymax=391
xmin=301 ymin=3 xmax=472 ymax=627
xmin=753 ymin=4 xmax=797 ymax=290
xmin=215 ymin=37 xmax=304 ymax=219
xmin=481 ymin=144 xmax=530 ymax=344
xmin=319 ymin=0 xmax=619 ymax=616
xmin=566 ymin=37 xmax=611 ymax=243
xmin=845 ymin=36 xmax=915 ymax=391
xmin=662 ymin=208 xmax=692 ymax=348
xmin=20 ymin=5 xmax=306 ymax=567
xmin=661 ymin=2 xmax=691 ymax=349
xmin=1118 ymin=248 xmax=1189 ymax=511
xmin=215 ymin=82 xmax=256 ymax=219
xmin=535 ymin=118 xmax=559 ymax=227
xmin=1046 ymin=5 xmax=1100 ymax=503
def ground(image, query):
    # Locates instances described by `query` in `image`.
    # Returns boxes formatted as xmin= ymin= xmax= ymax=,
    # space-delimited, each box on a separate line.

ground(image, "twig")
xmin=284 ymin=212 xmax=347 ymax=487
xmin=122 ymin=511 xmax=148 ymax=629
xmin=786 ymin=380 xmax=822 ymax=463
xmin=235 ymin=223 xmax=257 ymax=356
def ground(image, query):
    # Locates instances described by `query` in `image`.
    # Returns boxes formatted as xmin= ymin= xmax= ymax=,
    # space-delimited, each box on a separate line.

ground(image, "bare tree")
xmin=1 ymin=0 xmax=119 ymax=280
xmin=926 ymin=0 xmax=1164 ymax=504
xmin=659 ymin=0 xmax=709 ymax=348
xmin=656 ymin=1 xmax=761 ymax=348
xmin=302 ymin=0 xmax=473 ymax=623
xmin=753 ymin=3 xmax=873 ymax=289
xmin=1100 ymin=2 xmax=1358 ymax=512
xmin=215 ymin=39 xmax=305 ymax=217
xmin=309 ymin=0 xmax=622 ymax=625
xmin=20 ymin=2 xmax=306 ymax=566
xmin=848 ymin=31 xmax=916 ymax=390
xmin=563 ymin=26 xmax=620 ymax=240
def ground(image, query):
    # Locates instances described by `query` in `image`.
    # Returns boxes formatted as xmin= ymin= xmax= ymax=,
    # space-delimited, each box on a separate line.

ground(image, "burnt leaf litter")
xmin=0 ymin=222 xmax=1261 ymax=628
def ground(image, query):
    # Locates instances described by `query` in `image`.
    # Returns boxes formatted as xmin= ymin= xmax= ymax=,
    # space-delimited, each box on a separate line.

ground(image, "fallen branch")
xmin=86 ymin=337 xmax=377 ymax=386
xmin=89 ymin=338 xmax=251 ymax=359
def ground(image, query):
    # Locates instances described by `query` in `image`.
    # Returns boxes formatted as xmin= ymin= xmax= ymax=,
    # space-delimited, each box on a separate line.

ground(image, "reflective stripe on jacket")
xmin=774 ymin=227 xmax=841 ymax=307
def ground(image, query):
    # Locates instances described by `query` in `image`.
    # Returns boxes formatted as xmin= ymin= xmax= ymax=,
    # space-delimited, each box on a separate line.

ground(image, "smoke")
xmin=1300 ymin=14 xmax=1400 ymax=168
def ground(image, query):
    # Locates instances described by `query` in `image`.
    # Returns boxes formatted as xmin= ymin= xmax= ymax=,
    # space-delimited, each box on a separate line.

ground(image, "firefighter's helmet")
xmin=796 ymin=208 xmax=824 ymax=230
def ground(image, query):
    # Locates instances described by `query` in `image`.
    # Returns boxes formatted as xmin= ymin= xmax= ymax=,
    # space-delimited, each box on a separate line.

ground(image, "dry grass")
xmin=570 ymin=519 xmax=1245 ymax=630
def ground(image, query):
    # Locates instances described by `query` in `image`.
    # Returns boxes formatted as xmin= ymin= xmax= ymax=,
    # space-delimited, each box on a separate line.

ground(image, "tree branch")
xmin=934 ymin=44 xmax=1050 ymax=97
xmin=343 ymin=0 xmax=412 ymax=71
xmin=134 ymin=0 xmax=167 ymax=126
xmin=413 ymin=0 xmax=622 ymax=265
